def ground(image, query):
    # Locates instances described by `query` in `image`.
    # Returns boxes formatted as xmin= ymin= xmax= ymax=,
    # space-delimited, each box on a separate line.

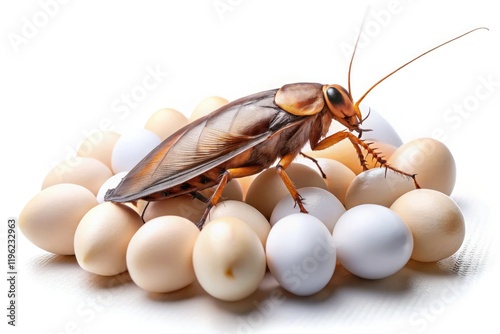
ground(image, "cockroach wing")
xmin=105 ymin=89 xmax=306 ymax=202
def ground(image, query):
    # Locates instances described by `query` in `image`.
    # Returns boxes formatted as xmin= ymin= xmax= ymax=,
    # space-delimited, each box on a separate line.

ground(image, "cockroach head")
xmin=322 ymin=84 xmax=363 ymax=132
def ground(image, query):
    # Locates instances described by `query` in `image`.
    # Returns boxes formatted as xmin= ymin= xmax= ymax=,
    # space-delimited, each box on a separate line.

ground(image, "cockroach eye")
xmin=326 ymin=87 xmax=343 ymax=105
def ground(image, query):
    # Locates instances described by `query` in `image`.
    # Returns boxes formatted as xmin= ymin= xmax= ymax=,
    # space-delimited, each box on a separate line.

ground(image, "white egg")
xmin=332 ymin=204 xmax=413 ymax=279
xmin=111 ymin=129 xmax=161 ymax=174
xmin=270 ymin=187 xmax=345 ymax=233
xmin=193 ymin=217 xmax=266 ymax=301
xmin=126 ymin=216 xmax=200 ymax=293
xmin=327 ymin=104 xmax=403 ymax=147
xmin=96 ymin=171 xmax=128 ymax=203
xmin=266 ymin=213 xmax=336 ymax=296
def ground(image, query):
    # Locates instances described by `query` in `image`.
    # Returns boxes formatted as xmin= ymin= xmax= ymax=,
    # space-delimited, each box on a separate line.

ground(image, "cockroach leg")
xmin=190 ymin=191 xmax=209 ymax=203
xmin=277 ymin=154 xmax=308 ymax=213
xmin=140 ymin=201 xmax=151 ymax=224
xmin=299 ymin=151 xmax=327 ymax=179
xmin=313 ymin=131 xmax=420 ymax=188
xmin=197 ymin=166 xmax=264 ymax=229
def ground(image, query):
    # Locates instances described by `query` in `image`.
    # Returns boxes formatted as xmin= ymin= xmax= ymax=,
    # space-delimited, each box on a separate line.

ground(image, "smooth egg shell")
xmin=270 ymin=187 xmax=345 ymax=233
xmin=144 ymin=108 xmax=189 ymax=141
xmin=208 ymin=200 xmax=270 ymax=247
xmin=333 ymin=204 xmax=413 ymax=279
xmin=111 ymin=129 xmax=161 ymax=174
xmin=193 ymin=217 xmax=266 ymax=301
xmin=19 ymin=184 xmax=98 ymax=255
xmin=266 ymin=213 xmax=336 ymax=296
xmin=245 ymin=163 xmax=327 ymax=219
xmin=127 ymin=216 xmax=199 ymax=293
xmin=74 ymin=202 xmax=143 ymax=276
xmin=345 ymin=168 xmax=415 ymax=209
xmin=42 ymin=157 xmax=113 ymax=195
xmin=388 ymin=138 xmax=456 ymax=195
xmin=390 ymin=189 xmax=465 ymax=262
xmin=295 ymin=157 xmax=355 ymax=205
xmin=189 ymin=96 xmax=228 ymax=122
xmin=76 ymin=130 xmax=120 ymax=169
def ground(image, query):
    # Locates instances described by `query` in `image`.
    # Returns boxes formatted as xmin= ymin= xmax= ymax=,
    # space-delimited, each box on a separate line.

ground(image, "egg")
xmin=387 ymin=138 xmax=456 ymax=195
xmin=208 ymin=200 xmax=270 ymax=247
xmin=144 ymin=108 xmax=189 ymax=141
xmin=111 ymin=129 xmax=161 ymax=174
xmin=201 ymin=179 xmax=244 ymax=202
xmin=96 ymin=171 xmax=128 ymax=203
xmin=270 ymin=187 xmax=345 ymax=233
xmin=266 ymin=213 xmax=336 ymax=296
xmin=326 ymin=105 xmax=403 ymax=147
xmin=237 ymin=174 xmax=258 ymax=200
xmin=345 ymin=168 xmax=415 ymax=209
xmin=74 ymin=202 xmax=143 ymax=276
xmin=390 ymin=189 xmax=465 ymax=262
xmin=245 ymin=163 xmax=328 ymax=219
xmin=76 ymin=130 xmax=120 ymax=169
xmin=295 ymin=157 xmax=355 ymax=205
xmin=126 ymin=216 xmax=200 ymax=293
xmin=19 ymin=184 xmax=98 ymax=255
xmin=192 ymin=217 xmax=266 ymax=301
xmin=42 ymin=157 xmax=113 ymax=195
xmin=140 ymin=194 xmax=207 ymax=223
xmin=332 ymin=204 xmax=413 ymax=279
xmin=189 ymin=96 xmax=228 ymax=122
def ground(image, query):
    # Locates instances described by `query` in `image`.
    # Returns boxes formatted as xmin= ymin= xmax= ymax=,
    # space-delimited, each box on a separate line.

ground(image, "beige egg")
xmin=208 ymin=200 xmax=271 ymax=247
xmin=189 ymin=96 xmax=228 ymax=122
xmin=144 ymin=108 xmax=189 ymax=141
xmin=76 ymin=131 xmax=120 ymax=170
xmin=245 ymin=163 xmax=328 ymax=219
xmin=193 ymin=217 xmax=266 ymax=301
xmin=306 ymin=139 xmax=396 ymax=175
xmin=140 ymin=195 xmax=207 ymax=223
xmin=237 ymin=174 xmax=258 ymax=200
xmin=126 ymin=216 xmax=199 ymax=293
xmin=74 ymin=202 xmax=143 ymax=276
xmin=388 ymin=138 xmax=456 ymax=195
xmin=345 ymin=168 xmax=415 ymax=209
xmin=19 ymin=184 xmax=98 ymax=255
xmin=390 ymin=189 xmax=465 ymax=262
xmin=296 ymin=157 xmax=355 ymax=205
xmin=42 ymin=157 xmax=113 ymax=196
xmin=201 ymin=179 xmax=243 ymax=202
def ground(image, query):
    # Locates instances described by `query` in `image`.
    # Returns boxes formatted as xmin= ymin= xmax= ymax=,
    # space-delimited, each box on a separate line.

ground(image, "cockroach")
xmin=105 ymin=27 xmax=486 ymax=228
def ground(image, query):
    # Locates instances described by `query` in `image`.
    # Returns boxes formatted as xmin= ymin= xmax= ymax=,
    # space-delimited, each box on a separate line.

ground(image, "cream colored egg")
xmin=390 ymin=189 xmax=465 ymax=262
xmin=19 ymin=184 xmax=98 ymax=255
xmin=388 ymin=138 xmax=456 ymax=195
xmin=245 ymin=163 xmax=328 ymax=219
xmin=144 ymin=108 xmax=189 ymax=141
xmin=296 ymin=157 xmax=355 ymax=205
xmin=201 ymin=180 xmax=244 ymax=202
xmin=189 ymin=96 xmax=228 ymax=122
xmin=42 ymin=157 xmax=113 ymax=196
xmin=76 ymin=131 xmax=120 ymax=169
xmin=193 ymin=217 xmax=266 ymax=301
xmin=126 ymin=216 xmax=199 ymax=293
xmin=237 ymin=174 xmax=258 ymax=200
xmin=345 ymin=168 xmax=415 ymax=209
xmin=140 ymin=195 xmax=207 ymax=223
xmin=74 ymin=202 xmax=143 ymax=276
xmin=208 ymin=200 xmax=270 ymax=247
xmin=306 ymin=140 xmax=396 ymax=175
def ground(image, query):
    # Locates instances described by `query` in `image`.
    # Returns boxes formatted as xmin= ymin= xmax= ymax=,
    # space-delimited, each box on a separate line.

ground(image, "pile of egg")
xmin=19 ymin=97 xmax=465 ymax=301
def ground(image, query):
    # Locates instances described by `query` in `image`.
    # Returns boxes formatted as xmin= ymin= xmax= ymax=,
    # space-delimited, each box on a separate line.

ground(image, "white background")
xmin=1 ymin=0 xmax=499 ymax=333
